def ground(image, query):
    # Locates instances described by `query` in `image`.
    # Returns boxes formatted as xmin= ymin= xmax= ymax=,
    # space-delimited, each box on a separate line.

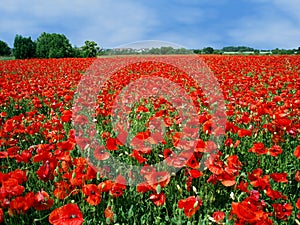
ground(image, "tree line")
xmin=1 ymin=33 xmax=300 ymax=58
xmin=0 ymin=32 xmax=102 ymax=59
xmin=193 ymin=46 xmax=300 ymax=55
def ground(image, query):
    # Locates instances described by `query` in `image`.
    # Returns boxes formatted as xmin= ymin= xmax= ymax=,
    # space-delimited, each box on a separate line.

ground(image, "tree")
xmin=81 ymin=40 xmax=100 ymax=57
xmin=13 ymin=35 xmax=36 ymax=59
xmin=36 ymin=32 xmax=73 ymax=58
xmin=202 ymin=47 xmax=214 ymax=54
xmin=0 ymin=40 xmax=11 ymax=56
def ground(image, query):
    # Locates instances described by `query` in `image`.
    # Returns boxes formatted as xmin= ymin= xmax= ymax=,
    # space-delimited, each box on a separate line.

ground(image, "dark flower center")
xmin=70 ymin=214 xmax=77 ymax=219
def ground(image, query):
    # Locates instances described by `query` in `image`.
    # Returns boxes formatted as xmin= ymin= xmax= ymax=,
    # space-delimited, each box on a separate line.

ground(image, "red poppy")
xmin=270 ymin=172 xmax=288 ymax=183
xmin=205 ymin=154 xmax=224 ymax=175
xmin=106 ymin=137 xmax=118 ymax=151
xmin=54 ymin=181 xmax=71 ymax=200
xmin=82 ymin=184 xmax=101 ymax=206
xmin=109 ymin=175 xmax=127 ymax=197
xmin=236 ymin=180 xmax=249 ymax=193
xmin=34 ymin=190 xmax=54 ymax=211
xmin=0 ymin=208 xmax=3 ymax=223
xmin=2 ymin=178 xmax=25 ymax=197
xmin=272 ymin=203 xmax=293 ymax=220
xmin=231 ymin=199 xmax=265 ymax=223
xmin=149 ymin=192 xmax=166 ymax=206
xmin=296 ymin=198 xmax=300 ymax=210
xmin=104 ymin=206 xmax=114 ymax=223
xmin=145 ymin=171 xmax=170 ymax=189
xmin=295 ymin=170 xmax=300 ymax=182
xmin=49 ymin=203 xmax=84 ymax=225
xmin=178 ymin=196 xmax=202 ymax=218
xmin=61 ymin=109 xmax=72 ymax=122
xmin=98 ymin=180 xmax=113 ymax=192
xmin=9 ymin=192 xmax=34 ymax=215
xmin=294 ymin=145 xmax=300 ymax=160
xmin=265 ymin=187 xmax=287 ymax=200
xmin=268 ymin=145 xmax=283 ymax=157
xmin=94 ymin=146 xmax=110 ymax=161
xmin=212 ymin=211 xmax=225 ymax=224
xmin=129 ymin=150 xmax=147 ymax=164
xmin=248 ymin=142 xmax=268 ymax=155
xmin=237 ymin=128 xmax=252 ymax=137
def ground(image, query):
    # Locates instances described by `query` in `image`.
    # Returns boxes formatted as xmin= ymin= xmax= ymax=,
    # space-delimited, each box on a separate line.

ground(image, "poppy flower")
xmin=265 ymin=187 xmax=287 ymax=200
xmin=296 ymin=198 xmax=300 ymax=210
xmin=109 ymin=175 xmax=127 ymax=197
xmin=268 ymin=145 xmax=283 ymax=157
xmin=149 ymin=192 xmax=166 ymax=206
xmin=82 ymin=184 xmax=101 ymax=206
xmin=248 ymin=142 xmax=268 ymax=155
xmin=34 ymin=190 xmax=54 ymax=211
xmin=294 ymin=145 xmax=300 ymax=160
xmin=272 ymin=203 xmax=293 ymax=220
xmin=54 ymin=181 xmax=71 ymax=200
xmin=237 ymin=128 xmax=252 ymax=137
xmin=231 ymin=199 xmax=265 ymax=223
xmin=49 ymin=203 xmax=84 ymax=225
xmin=106 ymin=137 xmax=118 ymax=151
xmin=0 ymin=208 xmax=3 ymax=223
xmin=145 ymin=171 xmax=170 ymax=189
xmin=236 ymin=180 xmax=249 ymax=193
xmin=270 ymin=172 xmax=288 ymax=183
xmin=104 ymin=206 xmax=114 ymax=223
xmin=295 ymin=171 xmax=300 ymax=182
xmin=178 ymin=196 xmax=202 ymax=218
xmin=129 ymin=150 xmax=147 ymax=164
xmin=98 ymin=180 xmax=113 ymax=192
xmin=94 ymin=146 xmax=110 ymax=161
xmin=212 ymin=211 xmax=225 ymax=224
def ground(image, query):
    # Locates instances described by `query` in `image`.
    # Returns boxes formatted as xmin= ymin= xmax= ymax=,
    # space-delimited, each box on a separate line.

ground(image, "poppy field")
xmin=0 ymin=55 xmax=300 ymax=224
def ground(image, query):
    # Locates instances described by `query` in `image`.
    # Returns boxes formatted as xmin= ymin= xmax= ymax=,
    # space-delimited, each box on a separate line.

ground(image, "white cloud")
xmin=0 ymin=0 xmax=158 ymax=47
xmin=228 ymin=2 xmax=300 ymax=49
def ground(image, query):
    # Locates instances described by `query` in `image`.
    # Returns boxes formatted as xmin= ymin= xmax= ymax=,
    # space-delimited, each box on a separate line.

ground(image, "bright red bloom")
xmin=9 ymin=192 xmax=34 ymax=215
xmin=149 ymin=192 xmax=166 ymax=206
xmin=212 ymin=211 xmax=225 ymax=224
xmin=265 ymin=187 xmax=286 ymax=200
xmin=0 ymin=208 xmax=3 ymax=223
xmin=105 ymin=137 xmax=118 ymax=151
xmin=178 ymin=196 xmax=202 ymax=218
xmin=272 ymin=203 xmax=293 ymax=220
xmin=49 ymin=203 xmax=84 ymax=225
xmin=270 ymin=172 xmax=288 ymax=183
xmin=32 ymin=190 xmax=54 ymax=211
xmin=249 ymin=142 xmax=268 ymax=155
xmin=98 ymin=180 xmax=113 ymax=192
xmin=109 ymin=175 xmax=127 ymax=197
xmin=94 ymin=146 xmax=110 ymax=161
xmin=129 ymin=150 xmax=147 ymax=164
xmin=2 ymin=178 xmax=25 ymax=197
xmin=82 ymin=184 xmax=101 ymax=206
xmin=145 ymin=171 xmax=170 ymax=189
xmin=104 ymin=206 xmax=114 ymax=223
xmin=231 ymin=199 xmax=265 ymax=223
xmin=294 ymin=145 xmax=300 ymax=160
xmin=296 ymin=198 xmax=300 ymax=209
xmin=54 ymin=181 xmax=71 ymax=199
xmin=268 ymin=145 xmax=283 ymax=157
xmin=295 ymin=171 xmax=300 ymax=182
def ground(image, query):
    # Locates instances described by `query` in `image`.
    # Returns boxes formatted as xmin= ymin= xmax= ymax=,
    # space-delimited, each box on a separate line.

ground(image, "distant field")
xmin=0 ymin=55 xmax=299 ymax=225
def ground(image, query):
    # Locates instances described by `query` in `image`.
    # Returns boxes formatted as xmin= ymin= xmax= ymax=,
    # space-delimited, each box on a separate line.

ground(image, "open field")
xmin=0 ymin=55 xmax=299 ymax=224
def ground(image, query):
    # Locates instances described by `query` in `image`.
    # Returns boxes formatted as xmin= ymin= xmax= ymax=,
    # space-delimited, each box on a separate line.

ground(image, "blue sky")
xmin=1 ymin=0 xmax=300 ymax=49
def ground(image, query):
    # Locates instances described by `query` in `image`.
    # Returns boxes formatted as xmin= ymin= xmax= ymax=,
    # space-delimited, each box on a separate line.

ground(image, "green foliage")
xmin=36 ymin=32 xmax=73 ymax=58
xmin=13 ymin=35 xmax=36 ymax=59
xmin=0 ymin=40 xmax=11 ymax=56
xmin=81 ymin=40 xmax=100 ymax=57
